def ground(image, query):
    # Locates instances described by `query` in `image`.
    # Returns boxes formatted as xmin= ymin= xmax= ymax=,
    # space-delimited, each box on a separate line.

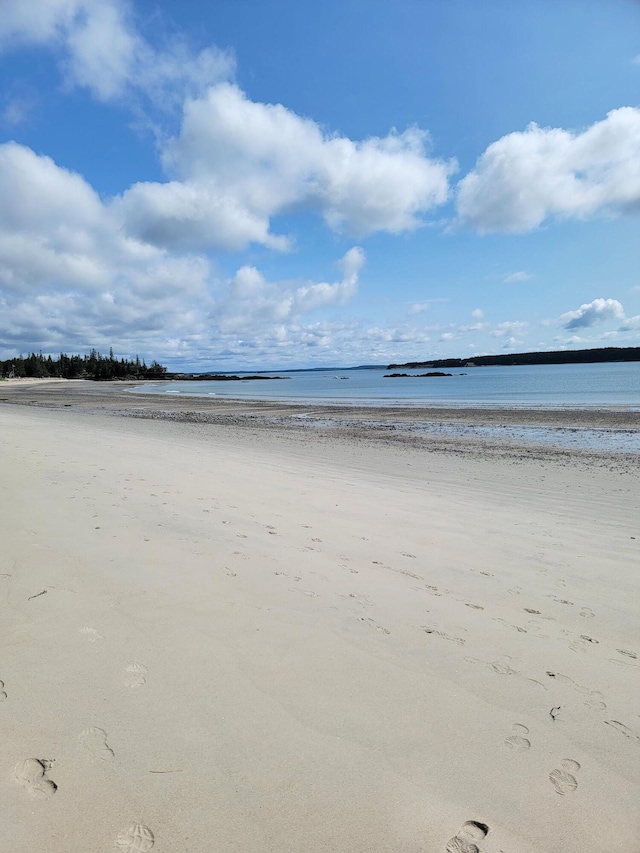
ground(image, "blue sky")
xmin=1 ymin=0 xmax=640 ymax=369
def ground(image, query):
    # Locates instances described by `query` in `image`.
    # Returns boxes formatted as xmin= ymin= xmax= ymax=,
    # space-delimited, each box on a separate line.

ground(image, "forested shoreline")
xmin=388 ymin=346 xmax=640 ymax=370
xmin=0 ymin=350 xmax=168 ymax=380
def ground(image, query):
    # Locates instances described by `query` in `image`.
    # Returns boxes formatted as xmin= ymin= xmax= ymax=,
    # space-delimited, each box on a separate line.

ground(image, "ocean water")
xmin=131 ymin=361 xmax=640 ymax=409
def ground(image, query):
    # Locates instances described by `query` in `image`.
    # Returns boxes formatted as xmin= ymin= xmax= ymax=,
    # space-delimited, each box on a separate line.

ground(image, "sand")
xmin=0 ymin=385 xmax=639 ymax=852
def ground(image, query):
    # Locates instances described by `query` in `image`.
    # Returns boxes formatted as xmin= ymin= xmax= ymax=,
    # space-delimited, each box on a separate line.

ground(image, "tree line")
xmin=388 ymin=346 xmax=640 ymax=370
xmin=1 ymin=349 xmax=168 ymax=380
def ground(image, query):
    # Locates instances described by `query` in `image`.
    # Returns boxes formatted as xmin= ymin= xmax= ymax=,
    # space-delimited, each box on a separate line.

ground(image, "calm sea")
xmin=132 ymin=362 xmax=640 ymax=409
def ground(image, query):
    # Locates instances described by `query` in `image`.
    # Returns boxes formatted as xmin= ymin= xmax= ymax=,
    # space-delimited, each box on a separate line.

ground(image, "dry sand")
xmin=0 ymin=384 xmax=639 ymax=852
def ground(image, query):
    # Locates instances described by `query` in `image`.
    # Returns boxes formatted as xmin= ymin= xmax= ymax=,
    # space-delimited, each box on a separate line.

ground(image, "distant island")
xmin=384 ymin=371 xmax=454 ymax=378
xmin=388 ymin=346 xmax=640 ymax=370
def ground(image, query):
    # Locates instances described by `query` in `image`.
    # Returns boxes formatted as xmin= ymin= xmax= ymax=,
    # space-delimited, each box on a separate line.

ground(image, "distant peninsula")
xmin=388 ymin=346 xmax=640 ymax=370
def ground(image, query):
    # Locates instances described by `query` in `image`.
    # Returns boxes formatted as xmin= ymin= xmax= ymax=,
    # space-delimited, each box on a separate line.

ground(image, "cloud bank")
xmin=0 ymin=141 xmax=373 ymax=362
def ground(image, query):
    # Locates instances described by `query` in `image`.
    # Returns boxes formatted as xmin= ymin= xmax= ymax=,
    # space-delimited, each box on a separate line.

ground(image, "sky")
xmin=1 ymin=0 xmax=640 ymax=370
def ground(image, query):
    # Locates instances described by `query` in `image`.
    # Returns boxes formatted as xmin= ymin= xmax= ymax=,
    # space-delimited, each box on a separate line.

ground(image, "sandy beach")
xmin=1 ymin=383 xmax=639 ymax=852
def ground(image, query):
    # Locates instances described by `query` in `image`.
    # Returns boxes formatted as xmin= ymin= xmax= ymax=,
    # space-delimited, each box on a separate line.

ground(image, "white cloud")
xmin=218 ymin=247 xmax=364 ymax=333
xmin=471 ymin=308 xmax=484 ymax=319
xmin=0 ymin=0 xmax=233 ymax=103
xmin=365 ymin=326 xmax=432 ymax=345
xmin=501 ymin=336 xmax=523 ymax=349
xmin=117 ymin=180 xmax=291 ymax=253
xmin=617 ymin=314 xmax=640 ymax=331
xmin=141 ymin=83 xmax=456 ymax=246
xmin=490 ymin=321 xmax=529 ymax=338
xmin=410 ymin=302 xmax=430 ymax=315
xmin=0 ymin=141 xmax=215 ymax=357
xmin=458 ymin=108 xmax=640 ymax=233
xmin=503 ymin=271 xmax=532 ymax=284
xmin=560 ymin=298 xmax=625 ymax=329
xmin=458 ymin=322 xmax=487 ymax=333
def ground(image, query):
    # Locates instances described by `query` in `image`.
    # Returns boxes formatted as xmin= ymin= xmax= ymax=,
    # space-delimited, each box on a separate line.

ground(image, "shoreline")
xmin=1 ymin=378 xmax=638 ymax=462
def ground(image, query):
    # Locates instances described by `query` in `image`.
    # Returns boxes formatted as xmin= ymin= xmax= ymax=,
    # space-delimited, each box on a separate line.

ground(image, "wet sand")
xmin=1 ymin=378 xmax=639 ymax=462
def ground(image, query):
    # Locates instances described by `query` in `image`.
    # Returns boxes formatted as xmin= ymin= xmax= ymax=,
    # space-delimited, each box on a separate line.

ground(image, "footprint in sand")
xmin=14 ymin=758 xmax=57 ymax=797
xmin=609 ymin=655 xmax=639 ymax=669
xmin=617 ymin=649 xmax=637 ymax=660
xmin=569 ymin=638 xmax=589 ymax=654
xmin=116 ymin=824 xmax=155 ymax=852
xmin=545 ymin=671 xmax=607 ymax=710
xmin=445 ymin=820 xmax=489 ymax=853
xmin=0 ymin=679 xmax=6 ymax=701
xmin=549 ymin=759 xmax=580 ymax=795
xmin=579 ymin=607 xmax=595 ymax=618
xmin=360 ymin=617 xmax=391 ymax=635
xmin=123 ymin=663 xmax=148 ymax=688
xmin=493 ymin=617 xmax=527 ymax=634
xmin=584 ymin=691 xmax=607 ymax=711
xmin=289 ymin=587 xmax=319 ymax=597
xmin=504 ymin=724 xmax=531 ymax=752
xmin=465 ymin=654 xmax=518 ymax=675
xmin=79 ymin=726 xmax=115 ymax=761
xmin=603 ymin=720 xmax=640 ymax=746
xmin=421 ymin=625 xmax=466 ymax=645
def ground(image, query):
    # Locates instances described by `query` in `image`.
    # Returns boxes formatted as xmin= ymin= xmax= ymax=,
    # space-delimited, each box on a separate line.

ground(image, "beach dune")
xmin=0 ymin=401 xmax=638 ymax=852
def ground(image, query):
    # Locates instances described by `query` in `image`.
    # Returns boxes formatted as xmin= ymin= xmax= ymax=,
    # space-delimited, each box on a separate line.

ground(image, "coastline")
xmin=0 ymin=394 xmax=639 ymax=852
xmin=1 ymin=378 xmax=638 ymax=462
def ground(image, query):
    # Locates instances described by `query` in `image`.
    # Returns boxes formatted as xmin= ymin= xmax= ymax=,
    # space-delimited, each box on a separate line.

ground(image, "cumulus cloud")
xmin=560 ymin=298 xmax=625 ymax=329
xmin=0 ymin=0 xmax=233 ymax=103
xmin=471 ymin=308 xmax=484 ymax=319
xmin=490 ymin=320 xmax=529 ymax=338
xmin=217 ymin=247 xmax=364 ymax=333
xmin=117 ymin=180 xmax=290 ymax=253
xmin=458 ymin=108 xmax=640 ymax=233
xmin=501 ymin=336 xmax=522 ymax=349
xmin=132 ymin=83 xmax=456 ymax=247
xmin=0 ymin=143 xmax=216 ymax=357
xmin=618 ymin=315 xmax=640 ymax=331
